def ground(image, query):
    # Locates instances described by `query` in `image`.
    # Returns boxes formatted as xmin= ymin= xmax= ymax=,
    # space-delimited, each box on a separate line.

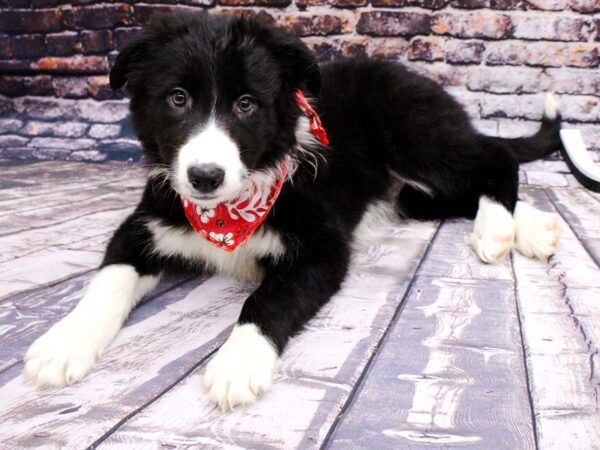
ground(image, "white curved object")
xmin=560 ymin=129 xmax=600 ymax=192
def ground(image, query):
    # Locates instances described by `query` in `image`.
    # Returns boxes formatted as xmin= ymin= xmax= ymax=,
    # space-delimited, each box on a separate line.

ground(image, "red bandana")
xmin=182 ymin=90 xmax=328 ymax=252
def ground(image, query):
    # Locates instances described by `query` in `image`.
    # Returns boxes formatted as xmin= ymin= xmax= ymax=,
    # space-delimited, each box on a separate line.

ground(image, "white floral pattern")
xmin=208 ymin=232 xmax=235 ymax=246
xmin=196 ymin=206 xmax=215 ymax=224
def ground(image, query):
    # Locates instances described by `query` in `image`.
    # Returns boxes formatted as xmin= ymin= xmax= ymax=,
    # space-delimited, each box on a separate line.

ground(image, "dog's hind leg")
xmin=513 ymin=200 xmax=559 ymax=260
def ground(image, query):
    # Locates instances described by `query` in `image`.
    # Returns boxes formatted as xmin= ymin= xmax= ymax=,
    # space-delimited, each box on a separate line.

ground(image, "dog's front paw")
xmin=471 ymin=197 xmax=516 ymax=263
xmin=24 ymin=318 xmax=100 ymax=387
xmin=203 ymin=324 xmax=278 ymax=411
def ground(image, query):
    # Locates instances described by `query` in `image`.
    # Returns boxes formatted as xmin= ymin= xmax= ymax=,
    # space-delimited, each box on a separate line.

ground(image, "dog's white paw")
xmin=24 ymin=318 xmax=100 ymax=387
xmin=514 ymin=201 xmax=559 ymax=260
xmin=203 ymin=324 xmax=278 ymax=411
xmin=471 ymin=196 xmax=516 ymax=264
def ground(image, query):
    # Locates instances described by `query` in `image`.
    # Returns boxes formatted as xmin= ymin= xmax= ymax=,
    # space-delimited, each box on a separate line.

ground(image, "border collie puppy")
xmin=24 ymin=12 xmax=561 ymax=410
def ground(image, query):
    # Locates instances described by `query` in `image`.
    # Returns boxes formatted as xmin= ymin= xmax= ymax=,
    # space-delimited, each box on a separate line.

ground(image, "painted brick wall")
xmin=0 ymin=1 xmax=598 ymax=162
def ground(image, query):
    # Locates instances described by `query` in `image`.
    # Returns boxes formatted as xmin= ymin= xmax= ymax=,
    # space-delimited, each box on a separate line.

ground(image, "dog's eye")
xmin=235 ymin=95 xmax=257 ymax=116
xmin=169 ymin=88 xmax=189 ymax=108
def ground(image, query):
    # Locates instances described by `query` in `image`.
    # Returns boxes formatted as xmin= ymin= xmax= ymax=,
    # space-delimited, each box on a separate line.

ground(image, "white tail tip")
xmin=544 ymin=93 xmax=559 ymax=120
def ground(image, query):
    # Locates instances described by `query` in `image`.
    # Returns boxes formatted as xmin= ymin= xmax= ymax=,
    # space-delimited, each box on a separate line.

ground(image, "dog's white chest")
xmin=147 ymin=219 xmax=285 ymax=280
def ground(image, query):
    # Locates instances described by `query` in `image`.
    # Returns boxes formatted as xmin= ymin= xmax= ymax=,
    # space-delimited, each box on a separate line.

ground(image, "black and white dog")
xmin=25 ymin=12 xmax=561 ymax=410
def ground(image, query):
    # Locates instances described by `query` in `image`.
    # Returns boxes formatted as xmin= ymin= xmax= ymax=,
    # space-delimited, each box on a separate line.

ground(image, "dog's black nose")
xmin=187 ymin=164 xmax=225 ymax=193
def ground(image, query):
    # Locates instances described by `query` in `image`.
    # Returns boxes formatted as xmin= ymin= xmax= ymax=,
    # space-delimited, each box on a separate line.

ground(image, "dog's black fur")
xmin=106 ymin=12 xmax=561 ymax=355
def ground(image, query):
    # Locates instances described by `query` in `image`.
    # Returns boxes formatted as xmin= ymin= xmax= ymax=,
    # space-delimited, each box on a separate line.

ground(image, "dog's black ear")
xmin=267 ymin=29 xmax=321 ymax=97
xmin=109 ymin=36 xmax=148 ymax=90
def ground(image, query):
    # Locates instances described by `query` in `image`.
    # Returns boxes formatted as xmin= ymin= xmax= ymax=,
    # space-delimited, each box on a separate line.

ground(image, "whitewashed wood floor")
xmin=0 ymin=159 xmax=598 ymax=450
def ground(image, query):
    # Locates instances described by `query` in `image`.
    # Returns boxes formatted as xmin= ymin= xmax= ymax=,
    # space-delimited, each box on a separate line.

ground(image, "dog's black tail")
xmin=481 ymin=93 xmax=563 ymax=164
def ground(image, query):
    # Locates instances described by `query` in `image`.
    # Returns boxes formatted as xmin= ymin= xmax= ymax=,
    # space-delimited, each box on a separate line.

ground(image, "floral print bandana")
xmin=181 ymin=90 xmax=328 ymax=252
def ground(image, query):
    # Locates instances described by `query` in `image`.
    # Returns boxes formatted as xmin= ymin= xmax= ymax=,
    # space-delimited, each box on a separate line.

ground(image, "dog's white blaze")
xmin=203 ymin=324 xmax=278 ymax=411
xmin=24 ymin=265 xmax=159 ymax=386
xmin=514 ymin=200 xmax=559 ymax=260
xmin=471 ymin=196 xmax=516 ymax=264
xmin=147 ymin=219 xmax=285 ymax=281
xmin=175 ymin=121 xmax=246 ymax=204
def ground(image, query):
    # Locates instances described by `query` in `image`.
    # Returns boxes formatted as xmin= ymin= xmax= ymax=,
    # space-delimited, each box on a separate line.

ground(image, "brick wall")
xmin=0 ymin=1 xmax=598 ymax=162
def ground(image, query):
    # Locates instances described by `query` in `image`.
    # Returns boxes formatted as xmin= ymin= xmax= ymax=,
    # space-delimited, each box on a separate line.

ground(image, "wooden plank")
xmin=81 ymin=221 xmax=439 ymax=449
xmin=546 ymin=187 xmax=600 ymax=267
xmin=0 ymin=273 xmax=198 ymax=377
xmin=419 ymin=218 xmax=514 ymax=281
xmin=0 ymin=274 xmax=231 ymax=448
xmin=512 ymin=186 xmax=600 ymax=450
xmin=0 ymin=206 xmax=134 ymax=263
xmin=0 ymin=174 xmax=143 ymax=217
xmin=324 ymin=275 xmax=533 ymax=448
xmin=0 ymin=247 xmax=102 ymax=301
xmin=0 ymin=188 xmax=142 ymax=236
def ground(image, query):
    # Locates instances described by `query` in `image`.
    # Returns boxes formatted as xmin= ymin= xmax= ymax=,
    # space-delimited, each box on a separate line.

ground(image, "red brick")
xmin=373 ymin=0 xmax=449 ymax=7
xmin=489 ymin=0 xmax=524 ymax=8
xmin=24 ymin=75 xmax=54 ymax=95
xmin=451 ymin=0 xmax=491 ymax=8
xmin=305 ymin=37 xmax=368 ymax=62
xmin=0 ymin=34 xmax=10 ymax=58
xmin=282 ymin=14 xmax=350 ymax=37
xmin=295 ymin=0 xmax=328 ymax=6
xmin=0 ymin=76 xmax=26 ymax=97
xmin=9 ymin=34 xmax=46 ymax=59
xmin=467 ymin=66 xmax=547 ymax=94
xmin=432 ymin=11 xmax=511 ymax=39
xmin=114 ymin=27 xmax=141 ymax=49
xmin=446 ymin=40 xmax=485 ymax=64
xmin=569 ymin=0 xmax=600 ymax=11
xmin=81 ymin=30 xmax=114 ymax=54
xmin=0 ymin=9 xmax=62 ymax=34
xmin=368 ymin=38 xmax=409 ymax=59
xmin=218 ymin=0 xmax=291 ymax=6
xmin=527 ymin=0 xmax=567 ymax=9
xmin=565 ymin=43 xmax=599 ymax=68
xmin=52 ymin=76 xmax=89 ymax=98
xmin=510 ymin=14 xmax=590 ymax=41
xmin=87 ymin=75 xmax=124 ymax=100
xmin=63 ymin=4 xmax=132 ymax=30
xmin=31 ymin=55 xmax=108 ymax=73
xmin=330 ymin=0 xmax=368 ymax=6
xmin=486 ymin=41 xmax=566 ymax=67
xmin=357 ymin=11 xmax=431 ymax=37
xmin=408 ymin=37 xmax=444 ymax=62
xmin=132 ymin=5 xmax=199 ymax=26
xmin=46 ymin=32 xmax=81 ymax=56
xmin=546 ymin=68 xmax=600 ymax=95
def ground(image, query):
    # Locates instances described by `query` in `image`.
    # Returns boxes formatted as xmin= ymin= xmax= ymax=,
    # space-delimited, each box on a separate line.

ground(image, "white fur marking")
xmin=514 ymin=201 xmax=559 ymax=260
xmin=471 ymin=196 xmax=515 ymax=264
xmin=351 ymin=200 xmax=396 ymax=250
xmin=147 ymin=219 xmax=285 ymax=281
xmin=544 ymin=92 xmax=559 ymax=120
xmin=175 ymin=122 xmax=246 ymax=206
xmin=24 ymin=265 xmax=159 ymax=386
xmin=203 ymin=324 xmax=278 ymax=411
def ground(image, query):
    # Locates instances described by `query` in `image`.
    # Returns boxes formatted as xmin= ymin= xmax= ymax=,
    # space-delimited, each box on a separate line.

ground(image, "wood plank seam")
xmin=319 ymin=221 xmax=444 ymax=450
xmin=543 ymin=187 xmax=600 ymax=270
xmin=510 ymin=252 xmax=540 ymax=450
xmin=87 ymin=347 xmax=220 ymax=449
xmin=547 ymin=254 xmax=600 ymax=397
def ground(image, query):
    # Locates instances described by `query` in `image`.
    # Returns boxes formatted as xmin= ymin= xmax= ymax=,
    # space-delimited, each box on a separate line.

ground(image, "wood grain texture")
xmin=97 ymin=222 xmax=438 ymax=449
xmin=325 ymin=222 xmax=534 ymax=449
xmin=513 ymin=186 xmax=600 ymax=450
xmin=2 ymin=161 xmax=600 ymax=449
xmin=546 ymin=187 xmax=600 ymax=268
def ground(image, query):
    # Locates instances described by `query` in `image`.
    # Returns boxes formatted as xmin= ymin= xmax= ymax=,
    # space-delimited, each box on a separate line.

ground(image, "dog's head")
xmin=110 ymin=12 xmax=320 ymax=205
